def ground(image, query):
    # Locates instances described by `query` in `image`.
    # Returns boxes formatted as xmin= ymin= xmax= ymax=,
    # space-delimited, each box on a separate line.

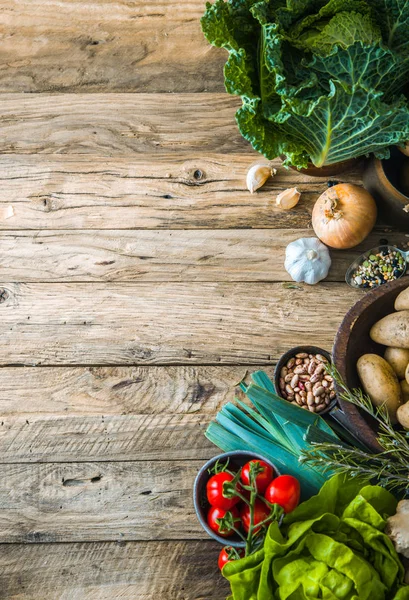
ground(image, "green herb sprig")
xmin=302 ymin=366 xmax=409 ymax=497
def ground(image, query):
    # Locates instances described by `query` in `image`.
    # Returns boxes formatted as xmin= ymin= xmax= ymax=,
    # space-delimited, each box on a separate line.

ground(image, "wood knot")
xmin=0 ymin=289 xmax=9 ymax=304
xmin=193 ymin=169 xmax=203 ymax=181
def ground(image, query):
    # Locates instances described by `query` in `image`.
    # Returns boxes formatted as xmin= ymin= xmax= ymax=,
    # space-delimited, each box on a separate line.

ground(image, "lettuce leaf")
xmin=222 ymin=475 xmax=409 ymax=600
xmin=201 ymin=0 xmax=409 ymax=168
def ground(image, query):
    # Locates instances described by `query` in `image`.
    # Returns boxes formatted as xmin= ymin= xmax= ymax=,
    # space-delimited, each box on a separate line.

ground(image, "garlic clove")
xmin=276 ymin=187 xmax=301 ymax=210
xmin=246 ymin=164 xmax=276 ymax=193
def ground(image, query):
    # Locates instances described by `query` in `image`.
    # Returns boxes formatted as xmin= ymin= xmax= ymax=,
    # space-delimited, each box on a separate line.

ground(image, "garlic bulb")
xmin=285 ymin=237 xmax=331 ymax=285
xmin=246 ymin=164 xmax=276 ymax=193
xmin=276 ymin=187 xmax=301 ymax=210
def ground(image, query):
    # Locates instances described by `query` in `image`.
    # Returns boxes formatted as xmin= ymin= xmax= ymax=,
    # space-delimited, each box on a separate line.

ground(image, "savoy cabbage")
xmin=201 ymin=0 xmax=409 ymax=168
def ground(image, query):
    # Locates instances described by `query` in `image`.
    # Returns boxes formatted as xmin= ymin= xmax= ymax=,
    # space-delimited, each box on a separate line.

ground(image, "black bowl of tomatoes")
xmin=193 ymin=450 xmax=293 ymax=547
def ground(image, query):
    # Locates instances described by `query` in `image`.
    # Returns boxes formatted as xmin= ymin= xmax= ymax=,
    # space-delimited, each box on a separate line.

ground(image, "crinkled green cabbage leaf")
xmin=201 ymin=0 xmax=409 ymax=168
xmin=222 ymin=474 xmax=409 ymax=599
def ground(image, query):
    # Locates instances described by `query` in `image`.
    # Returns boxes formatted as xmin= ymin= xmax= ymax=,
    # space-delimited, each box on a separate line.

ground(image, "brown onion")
xmin=312 ymin=184 xmax=377 ymax=249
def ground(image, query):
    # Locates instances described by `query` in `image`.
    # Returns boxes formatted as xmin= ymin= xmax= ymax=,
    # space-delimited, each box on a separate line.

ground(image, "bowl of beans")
xmin=273 ymin=346 xmax=336 ymax=415
xmin=346 ymin=245 xmax=408 ymax=289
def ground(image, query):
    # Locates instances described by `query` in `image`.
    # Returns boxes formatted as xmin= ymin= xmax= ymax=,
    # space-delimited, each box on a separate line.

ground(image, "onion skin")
xmin=312 ymin=184 xmax=377 ymax=249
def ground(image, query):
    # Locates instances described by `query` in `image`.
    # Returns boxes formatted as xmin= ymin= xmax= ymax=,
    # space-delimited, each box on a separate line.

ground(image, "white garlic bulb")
xmin=285 ymin=237 xmax=331 ymax=285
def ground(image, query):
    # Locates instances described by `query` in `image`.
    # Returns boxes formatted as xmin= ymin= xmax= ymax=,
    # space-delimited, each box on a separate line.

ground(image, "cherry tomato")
xmin=241 ymin=460 xmax=274 ymax=494
xmin=240 ymin=498 xmax=272 ymax=534
xmin=265 ymin=475 xmax=300 ymax=513
xmin=206 ymin=472 xmax=240 ymax=510
xmin=207 ymin=505 xmax=240 ymax=537
xmin=217 ymin=546 xmax=244 ymax=570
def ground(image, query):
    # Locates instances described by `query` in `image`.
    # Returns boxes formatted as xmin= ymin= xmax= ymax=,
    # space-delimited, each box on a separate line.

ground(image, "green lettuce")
xmin=223 ymin=474 xmax=409 ymax=599
xmin=201 ymin=0 xmax=409 ymax=168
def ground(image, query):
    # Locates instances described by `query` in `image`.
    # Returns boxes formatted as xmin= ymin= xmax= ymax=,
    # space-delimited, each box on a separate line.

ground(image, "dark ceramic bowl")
xmin=363 ymin=148 xmax=409 ymax=228
xmin=333 ymin=277 xmax=409 ymax=452
xmin=274 ymin=345 xmax=336 ymax=415
xmin=193 ymin=451 xmax=279 ymax=547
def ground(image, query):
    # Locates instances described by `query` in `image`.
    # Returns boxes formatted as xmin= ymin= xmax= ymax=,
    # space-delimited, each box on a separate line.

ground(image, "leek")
xmin=205 ymin=370 xmax=338 ymax=497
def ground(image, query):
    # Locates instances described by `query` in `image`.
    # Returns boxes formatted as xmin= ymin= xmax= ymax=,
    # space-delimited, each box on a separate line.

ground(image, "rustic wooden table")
xmin=0 ymin=2 xmax=406 ymax=599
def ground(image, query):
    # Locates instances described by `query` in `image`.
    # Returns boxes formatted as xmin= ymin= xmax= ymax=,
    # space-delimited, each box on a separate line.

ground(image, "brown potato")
xmin=357 ymin=354 xmax=402 ymax=423
xmin=384 ymin=347 xmax=409 ymax=379
xmin=400 ymin=380 xmax=409 ymax=403
xmin=370 ymin=311 xmax=409 ymax=348
xmin=397 ymin=401 xmax=409 ymax=429
xmin=394 ymin=286 xmax=409 ymax=311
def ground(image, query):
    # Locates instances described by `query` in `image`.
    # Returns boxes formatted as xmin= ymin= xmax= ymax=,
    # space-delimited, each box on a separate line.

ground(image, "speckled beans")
xmin=278 ymin=351 xmax=334 ymax=413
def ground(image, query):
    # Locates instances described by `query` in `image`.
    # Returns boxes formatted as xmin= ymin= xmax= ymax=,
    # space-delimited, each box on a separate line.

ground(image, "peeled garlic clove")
xmin=276 ymin=187 xmax=301 ymax=210
xmin=246 ymin=164 xmax=276 ymax=193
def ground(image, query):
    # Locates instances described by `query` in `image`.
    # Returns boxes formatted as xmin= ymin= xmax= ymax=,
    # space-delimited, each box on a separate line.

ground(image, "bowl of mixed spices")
xmin=346 ymin=245 xmax=408 ymax=289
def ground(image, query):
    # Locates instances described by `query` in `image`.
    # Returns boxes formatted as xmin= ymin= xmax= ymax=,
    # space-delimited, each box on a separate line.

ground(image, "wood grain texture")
xmin=0 ymin=541 xmax=229 ymax=600
xmin=0 ymin=365 xmax=256 ymax=415
xmin=0 ymin=154 xmax=363 ymax=230
xmin=1 ymin=229 xmax=407 ymax=282
xmin=0 ymin=366 xmax=262 ymax=462
xmin=0 ymin=282 xmax=361 ymax=365
xmin=0 ymin=0 xmax=226 ymax=94
xmin=0 ymin=414 xmax=215 ymax=463
xmin=0 ymin=93 xmax=245 ymax=155
xmin=0 ymin=461 xmax=212 ymax=542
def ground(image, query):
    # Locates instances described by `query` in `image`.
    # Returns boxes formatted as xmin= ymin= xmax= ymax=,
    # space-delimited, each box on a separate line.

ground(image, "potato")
xmin=357 ymin=354 xmax=402 ymax=423
xmin=394 ymin=286 xmax=409 ymax=311
xmin=384 ymin=347 xmax=409 ymax=379
xmin=397 ymin=401 xmax=409 ymax=429
xmin=370 ymin=311 xmax=409 ymax=348
xmin=400 ymin=380 xmax=409 ymax=403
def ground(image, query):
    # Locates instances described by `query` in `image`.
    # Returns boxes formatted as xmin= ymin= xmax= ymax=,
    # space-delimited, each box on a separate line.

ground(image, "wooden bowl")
xmin=333 ymin=277 xmax=409 ymax=451
xmin=363 ymin=148 xmax=409 ymax=228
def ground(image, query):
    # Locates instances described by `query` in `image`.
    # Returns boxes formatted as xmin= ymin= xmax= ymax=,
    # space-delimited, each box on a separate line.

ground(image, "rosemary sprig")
xmin=301 ymin=366 xmax=409 ymax=497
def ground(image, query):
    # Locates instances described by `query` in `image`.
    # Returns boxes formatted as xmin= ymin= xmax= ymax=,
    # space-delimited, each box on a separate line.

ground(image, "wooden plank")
xmin=0 ymin=93 xmax=245 ymax=155
xmin=0 ymin=282 xmax=361 ymax=365
xmin=0 ymin=365 xmax=255 ymax=416
xmin=0 ymin=461 xmax=219 ymax=542
xmin=0 ymin=154 xmax=363 ymax=230
xmin=0 ymin=365 xmax=265 ymax=462
xmin=0 ymin=540 xmax=228 ymax=600
xmin=0 ymin=413 xmax=215 ymax=463
xmin=1 ymin=229 xmax=406 ymax=282
xmin=0 ymin=0 xmax=226 ymax=94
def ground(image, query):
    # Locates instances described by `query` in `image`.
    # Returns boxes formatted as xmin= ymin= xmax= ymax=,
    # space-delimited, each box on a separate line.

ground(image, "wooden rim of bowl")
xmin=333 ymin=278 xmax=409 ymax=452
xmin=374 ymin=158 xmax=409 ymax=205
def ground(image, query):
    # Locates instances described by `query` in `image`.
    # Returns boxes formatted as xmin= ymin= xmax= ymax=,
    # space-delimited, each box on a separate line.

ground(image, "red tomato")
xmin=265 ymin=475 xmax=300 ymax=513
xmin=207 ymin=505 xmax=240 ymax=537
xmin=240 ymin=498 xmax=272 ymax=534
xmin=206 ymin=472 xmax=240 ymax=510
xmin=241 ymin=460 xmax=274 ymax=494
xmin=217 ymin=546 xmax=244 ymax=570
